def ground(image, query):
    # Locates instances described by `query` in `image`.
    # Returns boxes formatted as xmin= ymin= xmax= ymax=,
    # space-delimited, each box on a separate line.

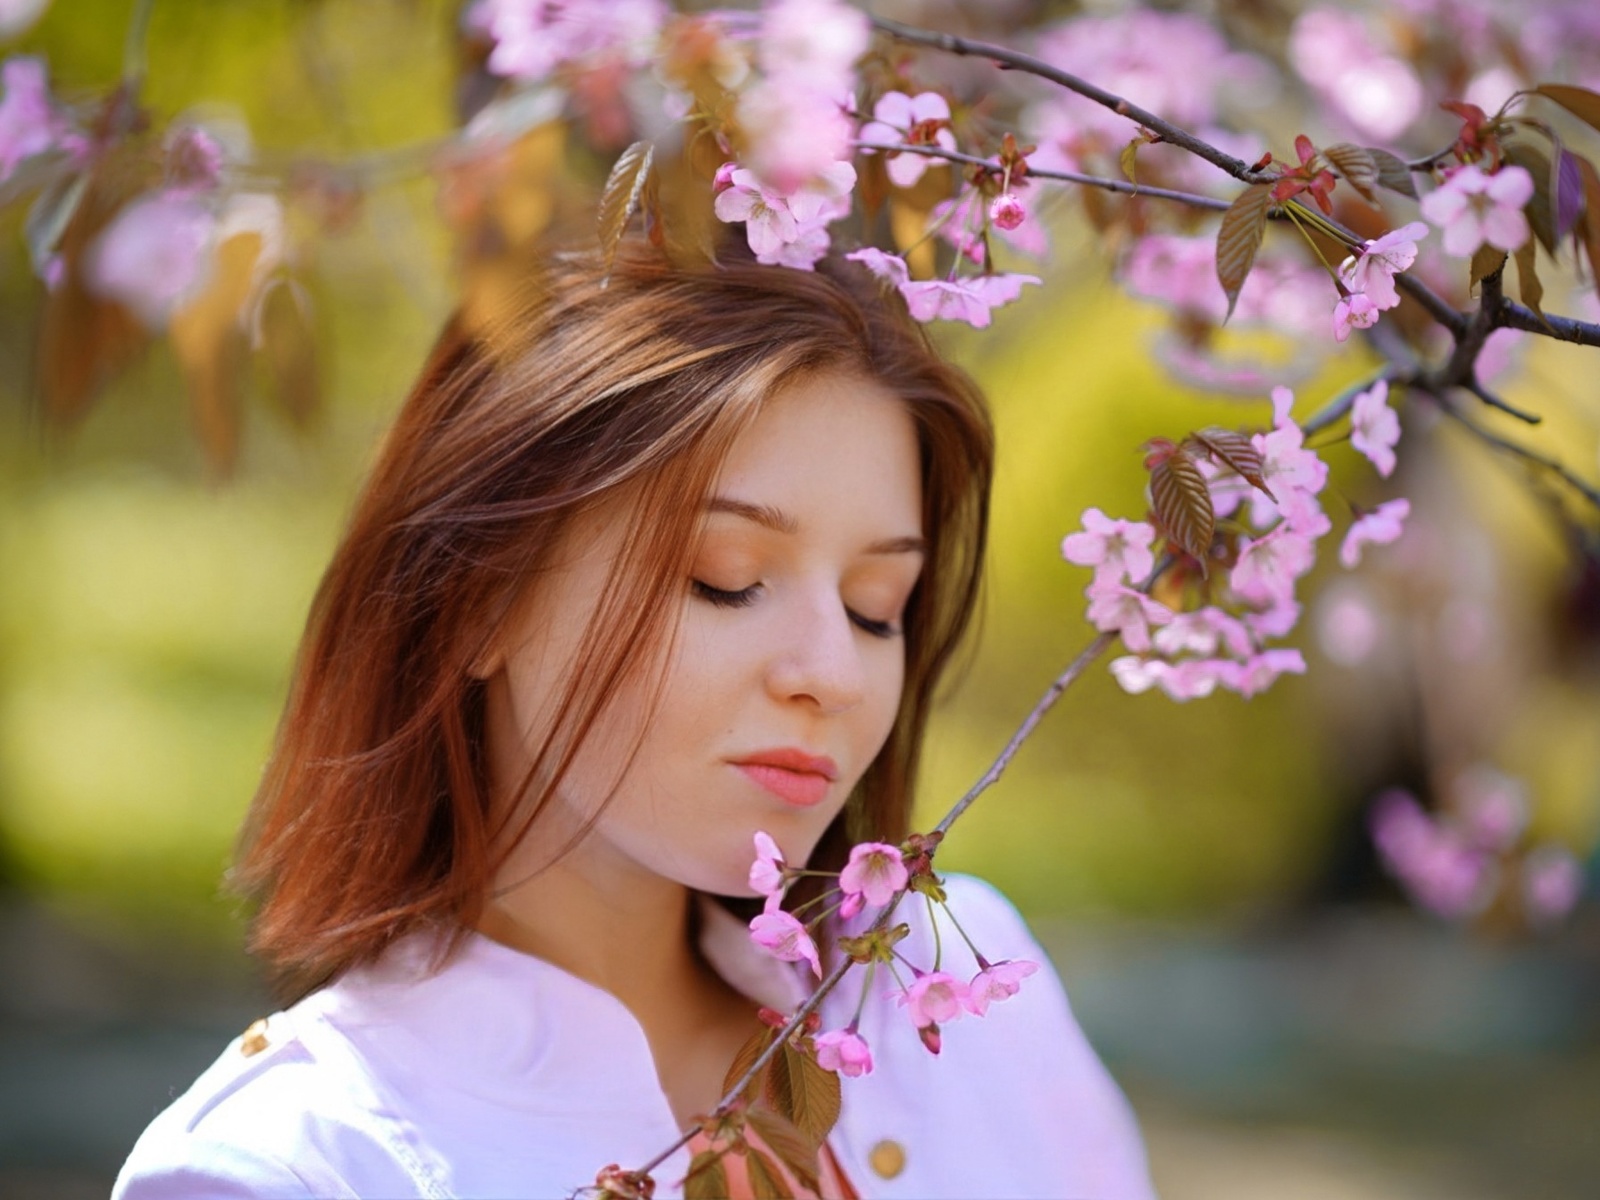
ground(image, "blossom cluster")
xmin=745 ymin=832 xmax=1040 ymax=1074
xmin=1067 ymin=383 xmax=1410 ymax=702
xmin=1370 ymin=770 xmax=1584 ymax=927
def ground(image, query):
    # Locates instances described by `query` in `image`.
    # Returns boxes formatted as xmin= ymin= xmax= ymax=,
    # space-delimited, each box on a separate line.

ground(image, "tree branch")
xmin=1425 ymin=389 xmax=1600 ymax=511
xmin=1497 ymin=299 xmax=1600 ymax=347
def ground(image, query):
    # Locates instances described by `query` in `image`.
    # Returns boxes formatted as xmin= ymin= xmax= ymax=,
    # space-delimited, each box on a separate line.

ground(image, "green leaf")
xmin=1215 ymin=184 xmax=1273 ymax=322
xmin=1535 ymin=84 xmax=1600 ymax=136
xmin=783 ymin=1043 xmax=842 ymax=1147
xmin=597 ymin=140 xmax=655 ymax=280
xmin=1187 ymin=428 xmax=1273 ymax=500
xmin=1503 ymin=141 xmax=1557 ymax=253
xmin=1149 ymin=447 xmax=1215 ymax=565
xmin=747 ymin=1108 xmax=822 ymax=1195
xmin=1367 ymin=147 xmax=1418 ymax=199
xmin=684 ymin=1151 xmax=729 ymax=1200
xmin=746 ymin=1147 xmax=794 ymax=1200
xmin=1469 ymin=244 xmax=1508 ymax=290
xmin=1323 ymin=143 xmax=1379 ymax=204
xmin=1119 ymin=137 xmax=1141 ymax=187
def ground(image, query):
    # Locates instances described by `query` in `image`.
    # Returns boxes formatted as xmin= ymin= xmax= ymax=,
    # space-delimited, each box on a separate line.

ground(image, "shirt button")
xmin=868 ymin=1140 xmax=906 ymax=1179
xmin=239 ymin=1018 xmax=270 ymax=1057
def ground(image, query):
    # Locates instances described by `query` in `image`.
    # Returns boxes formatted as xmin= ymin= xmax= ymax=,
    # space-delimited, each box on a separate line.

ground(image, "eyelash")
xmin=691 ymin=581 xmax=901 ymax=640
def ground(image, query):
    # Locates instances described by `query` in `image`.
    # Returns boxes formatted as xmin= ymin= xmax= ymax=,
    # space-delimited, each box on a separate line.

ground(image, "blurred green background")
xmin=3 ymin=2 xmax=1599 ymax=1198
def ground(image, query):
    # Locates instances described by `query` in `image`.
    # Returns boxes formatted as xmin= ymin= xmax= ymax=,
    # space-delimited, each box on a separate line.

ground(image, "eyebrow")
xmin=705 ymin=496 xmax=928 ymax=556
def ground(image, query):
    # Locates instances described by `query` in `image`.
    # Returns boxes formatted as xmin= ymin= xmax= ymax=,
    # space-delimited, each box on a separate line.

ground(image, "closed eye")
xmin=693 ymin=580 xmax=901 ymax=639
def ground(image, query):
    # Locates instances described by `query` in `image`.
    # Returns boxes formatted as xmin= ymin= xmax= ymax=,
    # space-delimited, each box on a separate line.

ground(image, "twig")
xmin=1463 ymin=380 xmax=1542 ymax=424
xmin=933 ymin=632 xmax=1116 ymax=836
xmin=869 ymin=16 xmax=1267 ymax=187
xmin=1497 ymin=300 xmax=1600 ymax=347
xmin=1427 ymin=390 xmax=1600 ymax=511
xmin=1303 ymin=369 xmax=1396 ymax=438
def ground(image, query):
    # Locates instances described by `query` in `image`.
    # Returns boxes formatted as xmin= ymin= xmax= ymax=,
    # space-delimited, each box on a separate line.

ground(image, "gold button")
xmin=868 ymin=1140 xmax=905 ymax=1179
xmin=239 ymin=1018 xmax=270 ymax=1057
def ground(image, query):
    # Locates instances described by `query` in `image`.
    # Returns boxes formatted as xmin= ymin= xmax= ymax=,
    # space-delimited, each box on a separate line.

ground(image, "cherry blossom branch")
xmin=868 ymin=17 xmax=1270 ymax=186
xmin=863 ymin=142 xmax=1232 ymax=211
xmin=931 ymin=632 xmax=1116 ymax=837
xmin=1497 ymin=300 xmax=1600 ymax=347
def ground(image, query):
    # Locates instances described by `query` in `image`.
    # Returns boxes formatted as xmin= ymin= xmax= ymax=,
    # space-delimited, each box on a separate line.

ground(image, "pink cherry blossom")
xmin=814 ymin=1027 xmax=874 ymax=1076
xmin=1157 ymin=658 xmax=1235 ymax=701
xmin=714 ymin=164 xmax=854 ymax=269
xmin=738 ymin=79 xmax=853 ymax=193
xmin=1231 ymin=524 xmax=1316 ymax=608
xmin=714 ymin=169 xmax=798 ymax=258
xmin=1061 ymin=508 xmax=1156 ymax=585
xmin=928 ymin=189 xmax=1049 ymax=263
xmin=749 ymin=831 xmax=786 ymax=898
xmin=757 ymin=0 xmax=868 ymax=97
xmin=1154 ymin=607 xmax=1254 ymax=659
xmin=1340 ymin=498 xmax=1409 ymax=568
xmin=474 ymin=0 xmax=665 ymax=81
xmin=896 ymin=970 xmax=968 ymax=1028
xmin=838 ymin=841 xmax=909 ymax=907
xmin=749 ymin=908 xmax=822 ymax=977
xmin=1333 ymin=292 xmax=1380 ymax=342
xmin=86 ymin=191 xmax=218 ymax=329
xmin=1522 ymin=844 xmax=1583 ymax=926
xmin=844 ymin=246 xmax=909 ymax=288
xmin=858 ymin=90 xmax=956 ymax=188
xmin=165 ymin=126 xmax=226 ymax=193
xmin=1244 ymin=595 xmax=1302 ymax=640
xmin=1369 ymin=789 xmax=1496 ymax=920
xmin=964 ymin=959 xmax=1039 ymax=1017
xmin=1349 ymin=379 xmax=1401 ymax=477
xmin=1338 ymin=221 xmax=1428 ymax=310
xmin=1419 ymin=164 xmax=1534 ymax=257
xmin=1109 ymin=655 xmax=1168 ymax=695
xmin=1222 ymin=648 xmax=1307 ymax=698
xmin=989 ymin=192 xmax=1026 ymax=231
xmin=898 ymin=272 xmax=1042 ymax=328
xmin=0 ymin=56 xmax=67 ymax=183
xmin=1085 ymin=581 xmax=1176 ymax=653
xmin=1247 ymin=419 xmax=1329 ymax=528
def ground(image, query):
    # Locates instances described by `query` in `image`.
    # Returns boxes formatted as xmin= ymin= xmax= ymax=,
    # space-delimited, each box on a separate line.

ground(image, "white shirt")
xmin=113 ymin=874 xmax=1156 ymax=1199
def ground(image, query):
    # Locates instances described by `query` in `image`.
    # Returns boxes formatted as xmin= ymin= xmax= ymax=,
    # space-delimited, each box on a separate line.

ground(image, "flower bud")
xmin=989 ymin=192 xmax=1025 ymax=231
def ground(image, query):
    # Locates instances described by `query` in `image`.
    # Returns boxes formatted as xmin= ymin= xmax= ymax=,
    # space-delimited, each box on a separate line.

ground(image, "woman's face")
xmin=483 ymin=367 xmax=926 ymax=900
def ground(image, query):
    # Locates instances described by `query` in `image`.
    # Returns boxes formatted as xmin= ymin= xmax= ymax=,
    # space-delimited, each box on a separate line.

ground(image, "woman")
xmin=112 ymin=237 xmax=1155 ymax=1199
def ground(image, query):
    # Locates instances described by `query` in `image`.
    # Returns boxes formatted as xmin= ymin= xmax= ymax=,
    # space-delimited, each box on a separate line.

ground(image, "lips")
xmin=730 ymin=748 xmax=839 ymax=808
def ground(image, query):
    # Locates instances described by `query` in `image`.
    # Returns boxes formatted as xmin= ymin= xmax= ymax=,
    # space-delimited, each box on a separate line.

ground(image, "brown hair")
xmin=234 ymin=237 xmax=993 ymax=995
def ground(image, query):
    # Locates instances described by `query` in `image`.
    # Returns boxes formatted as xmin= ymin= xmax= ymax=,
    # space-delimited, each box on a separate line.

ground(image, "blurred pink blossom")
xmin=86 ymin=191 xmax=218 ymax=328
xmin=930 ymin=188 xmax=1048 ymax=263
xmin=1370 ymin=789 xmax=1496 ymax=919
xmin=1420 ymin=164 xmax=1534 ymax=257
xmin=473 ymin=0 xmax=665 ymax=81
xmin=898 ymin=272 xmax=1041 ymax=329
xmin=1109 ymin=655 xmax=1168 ymax=695
xmin=1061 ymin=508 xmax=1156 ymax=586
xmin=1288 ymin=9 xmax=1424 ymax=140
xmin=1522 ymin=844 xmax=1583 ymax=926
xmin=1085 ymin=581 xmax=1176 ymax=652
xmin=1455 ymin=766 xmax=1528 ymax=852
xmin=0 ymin=0 xmax=51 ymax=39
xmin=814 ymin=1027 xmax=873 ymax=1076
xmin=1340 ymin=498 xmax=1410 ymax=567
xmin=858 ymin=90 xmax=955 ymax=188
xmin=1350 ymin=380 xmax=1401 ymax=477
xmin=738 ymin=79 xmax=853 ymax=193
xmin=1224 ymin=648 xmax=1307 ymax=698
xmin=0 ymin=56 xmax=72 ymax=183
xmin=756 ymin=0 xmax=867 ymax=97
xmin=989 ymin=192 xmax=1025 ymax=231
xmin=1316 ymin=584 xmax=1382 ymax=665
xmin=1232 ymin=524 xmax=1316 ymax=607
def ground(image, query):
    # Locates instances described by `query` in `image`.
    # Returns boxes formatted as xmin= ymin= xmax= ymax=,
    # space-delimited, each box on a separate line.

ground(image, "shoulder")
xmin=112 ymin=1007 xmax=422 ymax=1200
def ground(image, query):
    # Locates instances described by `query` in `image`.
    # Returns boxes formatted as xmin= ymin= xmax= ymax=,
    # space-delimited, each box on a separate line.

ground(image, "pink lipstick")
xmin=730 ymin=749 xmax=839 ymax=808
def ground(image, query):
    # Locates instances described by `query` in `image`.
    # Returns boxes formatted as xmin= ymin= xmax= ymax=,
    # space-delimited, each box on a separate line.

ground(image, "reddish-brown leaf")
xmin=1535 ymin=84 xmax=1600 ymax=137
xmin=255 ymin=277 xmax=319 ymax=429
xmin=1215 ymin=184 xmax=1272 ymax=322
xmin=1367 ymin=147 xmax=1418 ymax=199
xmin=1469 ymin=244 xmax=1508 ymax=290
xmin=1323 ymin=143 xmax=1379 ymax=203
xmin=746 ymin=1108 xmax=821 ymax=1195
xmin=745 ymin=1147 xmax=794 ymax=1200
xmin=1512 ymin=241 xmax=1552 ymax=330
xmin=1577 ymin=156 xmax=1600 ymax=305
xmin=597 ymin=140 xmax=655 ymax=280
xmin=684 ymin=1151 xmax=729 ymax=1200
xmin=761 ymin=1035 xmax=795 ymax=1121
xmin=782 ymin=1043 xmax=841 ymax=1147
xmin=1149 ymin=446 xmax=1215 ymax=563
xmin=1503 ymin=141 xmax=1557 ymax=253
xmin=724 ymin=1027 xmax=776 ymax=1105
xmin=1187 ymin=428 xmax=1274 ymax=500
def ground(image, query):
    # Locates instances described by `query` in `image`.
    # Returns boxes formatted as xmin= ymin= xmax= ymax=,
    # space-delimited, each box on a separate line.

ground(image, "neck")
xmin=479 ymin=844 xmax=708 ymax=1018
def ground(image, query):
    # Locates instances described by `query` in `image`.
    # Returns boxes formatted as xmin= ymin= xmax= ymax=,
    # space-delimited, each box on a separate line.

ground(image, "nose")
xmin=764 ymin=591 xmax=868 ymax=715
